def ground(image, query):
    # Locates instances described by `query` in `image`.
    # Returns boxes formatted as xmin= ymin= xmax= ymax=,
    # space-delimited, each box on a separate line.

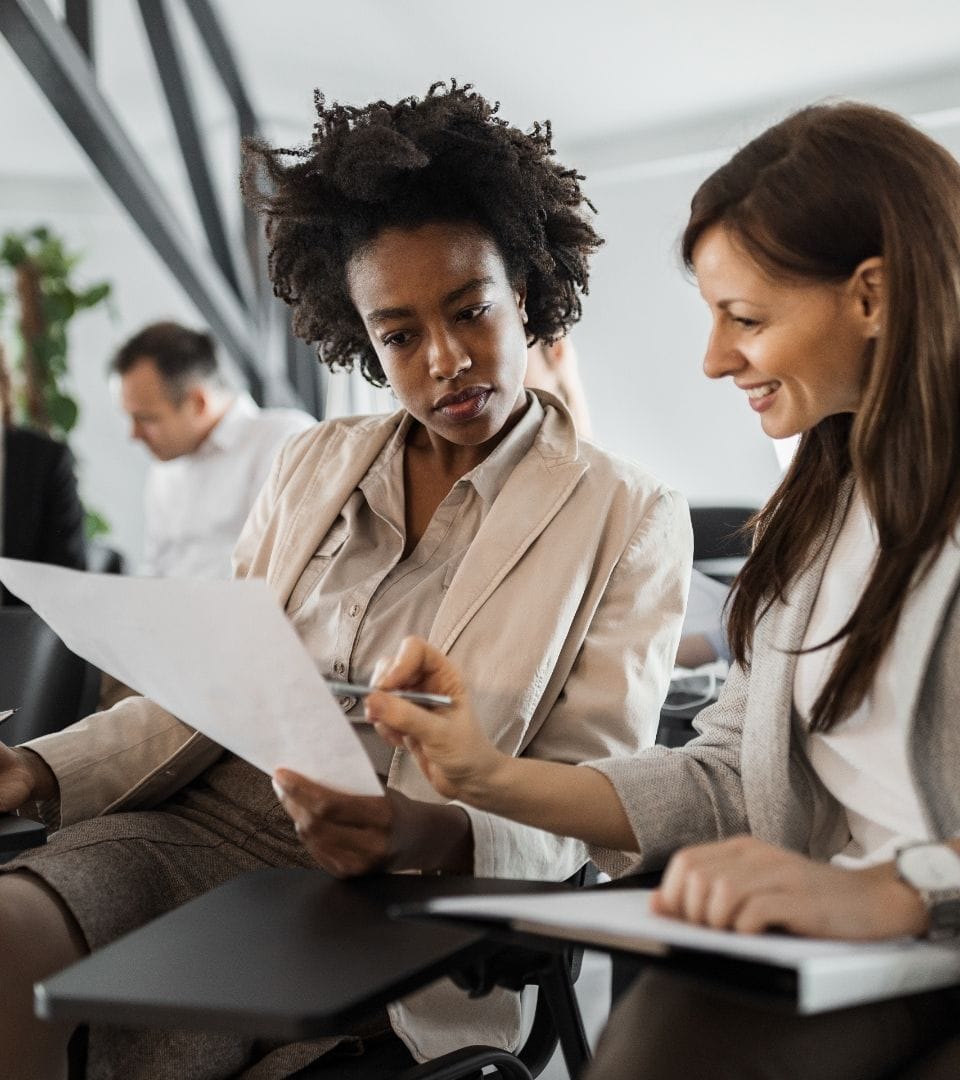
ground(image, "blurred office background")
xmin=1 ymin=0 xmax=959 ymax=566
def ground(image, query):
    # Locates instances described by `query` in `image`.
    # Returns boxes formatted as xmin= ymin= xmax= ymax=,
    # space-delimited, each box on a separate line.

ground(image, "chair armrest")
xmin=0 ymin=813 xmax=46 ymax=858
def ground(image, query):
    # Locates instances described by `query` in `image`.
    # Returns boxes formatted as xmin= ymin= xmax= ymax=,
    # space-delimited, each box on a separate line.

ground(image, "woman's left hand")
xmin=651 ymin=835 xmax=927 ymax=940
xmin=272 ymin=769 xmax=472 ymax=878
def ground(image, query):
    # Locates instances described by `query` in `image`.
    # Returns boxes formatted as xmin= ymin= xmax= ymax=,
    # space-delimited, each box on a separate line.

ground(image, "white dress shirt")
xmin=798 ymin=489 xmax=931 ymax=866
xmin=142 ymin=394 xmax=314 ymax=580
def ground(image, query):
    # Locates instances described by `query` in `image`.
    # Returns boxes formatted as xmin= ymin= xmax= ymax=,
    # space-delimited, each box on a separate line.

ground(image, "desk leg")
xmin=540 ymin=954 xmax=592 ymax=1079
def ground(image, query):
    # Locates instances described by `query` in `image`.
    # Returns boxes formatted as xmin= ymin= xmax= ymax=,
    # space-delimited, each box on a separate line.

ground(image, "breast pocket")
xmin=285 ymin=522 xmax=349 ymax=614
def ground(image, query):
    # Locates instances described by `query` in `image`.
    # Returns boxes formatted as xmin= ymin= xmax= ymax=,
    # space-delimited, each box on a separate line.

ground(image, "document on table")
xmin=0 ymin=558 xmax=381 ymax=796
xmin=417 ymin=888 xmax=960 ymax=1014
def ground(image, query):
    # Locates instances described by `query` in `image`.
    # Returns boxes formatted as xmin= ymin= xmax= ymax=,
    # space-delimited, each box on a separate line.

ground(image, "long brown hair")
xmin=682 ymin=103 xmax=960 ymax=731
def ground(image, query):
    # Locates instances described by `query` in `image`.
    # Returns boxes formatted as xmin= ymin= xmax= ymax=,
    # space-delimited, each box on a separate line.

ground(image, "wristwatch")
xmin=896 ymin=842 xmax=960 ymax=939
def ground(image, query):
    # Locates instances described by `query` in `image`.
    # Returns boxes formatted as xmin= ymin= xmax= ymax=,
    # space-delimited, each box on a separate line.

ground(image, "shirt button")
xmin=348 ymin=603 xmax=360 ymax=618
xmin=334 ymin=660 xmax=346 ymax=676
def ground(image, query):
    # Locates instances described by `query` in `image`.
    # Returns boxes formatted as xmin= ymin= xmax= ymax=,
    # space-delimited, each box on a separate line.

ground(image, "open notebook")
xmin=415 ymin=888 xmax=960 ymax=1014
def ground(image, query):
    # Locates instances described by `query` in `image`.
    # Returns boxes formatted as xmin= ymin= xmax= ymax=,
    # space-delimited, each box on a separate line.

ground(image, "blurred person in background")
xmin=523 ymin=335 xmax=593 ymax=437
xmin=0 ymin=348 xmax=84 ymax=605
xmin=111 ymin=321 xmax=314 ymax=580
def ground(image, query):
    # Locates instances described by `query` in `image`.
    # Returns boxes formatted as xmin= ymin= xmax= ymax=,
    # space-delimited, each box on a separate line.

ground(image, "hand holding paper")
xmin=0 ymin=558 xmax=381 ymax=796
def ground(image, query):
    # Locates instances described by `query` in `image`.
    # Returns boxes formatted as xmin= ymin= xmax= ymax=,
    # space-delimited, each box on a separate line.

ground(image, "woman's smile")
xmin=739 ymin=380 xmax=781 ymax=412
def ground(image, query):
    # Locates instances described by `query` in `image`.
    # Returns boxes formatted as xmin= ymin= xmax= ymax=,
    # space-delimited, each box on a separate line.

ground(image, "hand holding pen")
xmin=324 ymin=680 xmax=452 ymax=709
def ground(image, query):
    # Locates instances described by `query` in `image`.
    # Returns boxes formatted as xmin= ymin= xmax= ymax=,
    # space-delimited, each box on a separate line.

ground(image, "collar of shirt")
xmin=197 ymin=393 xmax=260 ymax=457
xmin=465 ymin=390 xmax=542 ymax=505
xmin=364 ymin=390 xmax=543 ymax=508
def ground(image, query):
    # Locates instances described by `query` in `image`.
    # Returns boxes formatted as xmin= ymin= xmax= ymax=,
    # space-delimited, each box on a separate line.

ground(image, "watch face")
xmin=900 ymin=845 xmax=960 ymax=891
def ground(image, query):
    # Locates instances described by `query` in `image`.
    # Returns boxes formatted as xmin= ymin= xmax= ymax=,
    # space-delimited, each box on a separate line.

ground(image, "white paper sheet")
xmin=423 ymin=889 xmax=960 ymax=1012
xmin=0 ymin=558 xmax=381 ymax=796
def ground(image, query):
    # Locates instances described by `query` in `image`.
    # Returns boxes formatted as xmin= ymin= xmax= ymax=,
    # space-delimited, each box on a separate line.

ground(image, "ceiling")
xmin=4 ymin=0 xmax=960 ymax=184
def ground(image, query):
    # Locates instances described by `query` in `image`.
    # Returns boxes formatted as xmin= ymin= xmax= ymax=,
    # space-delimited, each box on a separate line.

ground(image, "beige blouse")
xmin=288 ymin=394 xmax=542 ymax=774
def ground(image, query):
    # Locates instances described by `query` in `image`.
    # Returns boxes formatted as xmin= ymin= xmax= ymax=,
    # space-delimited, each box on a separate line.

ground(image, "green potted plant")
xmin=0 ymin=226 xmax=113 ymax=537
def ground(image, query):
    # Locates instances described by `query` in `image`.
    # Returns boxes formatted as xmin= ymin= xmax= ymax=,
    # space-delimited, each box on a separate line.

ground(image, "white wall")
xmin=572 ymin=167 xmax=783 ymax=506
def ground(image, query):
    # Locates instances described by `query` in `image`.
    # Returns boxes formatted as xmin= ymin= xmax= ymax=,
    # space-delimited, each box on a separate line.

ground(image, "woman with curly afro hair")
xmin=0 ymin=82 xmax=691 ymax=1080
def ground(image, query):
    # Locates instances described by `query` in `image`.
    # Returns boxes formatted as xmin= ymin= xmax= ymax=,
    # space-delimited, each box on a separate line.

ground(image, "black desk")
xmin=0 ymin=813 xmax=46 ymax=860
xmin=35 ymin=869 xmax=576 ymax=1043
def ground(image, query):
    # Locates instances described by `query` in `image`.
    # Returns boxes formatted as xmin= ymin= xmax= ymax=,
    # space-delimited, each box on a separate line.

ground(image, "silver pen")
xmin=324 ymin=680 xmax=452 ymax=709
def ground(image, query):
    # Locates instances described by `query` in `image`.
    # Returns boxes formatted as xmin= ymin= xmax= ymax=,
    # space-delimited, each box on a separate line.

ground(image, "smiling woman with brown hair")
xmin=0 ymin=82 xmax=691 ymax=1079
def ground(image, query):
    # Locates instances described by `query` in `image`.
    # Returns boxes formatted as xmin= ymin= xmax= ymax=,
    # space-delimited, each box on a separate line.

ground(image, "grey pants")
xmin=587 ymin=968 xmax=960 ymax=1080
xmin=2 ymin=755 xmax=349 ymax=1079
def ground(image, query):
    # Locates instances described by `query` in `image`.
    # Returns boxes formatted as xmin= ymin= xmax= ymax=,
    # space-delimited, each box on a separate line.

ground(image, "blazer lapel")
xmin=264 ymin=412 xmax=403 ymax=605
xmin=742 ymin=480 xmax=853 ymax=846
xmin=430 ymin=405 xmax=586 ymax=653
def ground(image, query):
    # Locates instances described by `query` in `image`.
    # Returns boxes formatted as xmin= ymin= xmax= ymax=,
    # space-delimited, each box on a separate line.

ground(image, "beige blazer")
xmin=28 ymin=391 xmax=692 ymax=1061
xmin=590 ymin=479 xmax=960 ymax=875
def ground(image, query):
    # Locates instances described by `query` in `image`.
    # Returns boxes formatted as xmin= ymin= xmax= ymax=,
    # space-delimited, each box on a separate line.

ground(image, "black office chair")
xmin=396 ymin=935 xmax=590 ymax=1080
xmin=689 ymin=505 xmax=756 ymax=584
xmin=290 ymin=867 xmax=596 ymax=1080
xmin=0 ymin=608 xmax=98 ymax=745
xmin=0 ymin=607 xmax=100 ymax=862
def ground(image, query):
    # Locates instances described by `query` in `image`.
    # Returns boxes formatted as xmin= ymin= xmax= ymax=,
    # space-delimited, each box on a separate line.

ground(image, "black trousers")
xmin=588 ymin=968 xmax=960 ymax=1080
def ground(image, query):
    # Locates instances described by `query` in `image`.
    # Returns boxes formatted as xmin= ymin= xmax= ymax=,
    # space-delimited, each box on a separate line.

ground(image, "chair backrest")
xmin=390 ymin=865 xmax=597 ymax=1080
xmin=689 ymin=505 xmax=757 ymax=585
xmin=86 ymin=542 xmax=126 ymax=575
xmin=689 ymin=505 xmax=756 ymax=562
xmin=0 ymin=608 xmax=98 ymax=745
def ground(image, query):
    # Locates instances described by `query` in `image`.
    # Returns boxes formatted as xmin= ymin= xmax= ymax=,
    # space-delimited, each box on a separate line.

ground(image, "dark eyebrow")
xmin=718 ymin=299 xmax=760 ymax=309
xmin=366 ymin=305 xmax=413 ymax=326
xmin=365 ymin=277 xmax=497 ymax=325
xmin=443 ymin=277 xmax=496 ymax=305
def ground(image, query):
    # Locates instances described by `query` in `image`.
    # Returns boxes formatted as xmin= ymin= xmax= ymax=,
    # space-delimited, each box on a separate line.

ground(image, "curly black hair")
xmin=242 ymin=80 xmax=603 ymax=386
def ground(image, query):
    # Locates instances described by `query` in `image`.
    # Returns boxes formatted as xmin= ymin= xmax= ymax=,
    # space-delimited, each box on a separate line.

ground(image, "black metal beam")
xmin=137 ymin=0 xmax=242 ymax=303
xmin=0 ymin=0 xmax=264 ymax=401
xmin=185 ymin=0 xmax=325 ymax=418
xmin=182 ymin=0 xmax=257 ymax=137
xmin=182 ymin=0 xmax=270 ymax=324
xmin=64 ymin=0 xmax=93 ymax=66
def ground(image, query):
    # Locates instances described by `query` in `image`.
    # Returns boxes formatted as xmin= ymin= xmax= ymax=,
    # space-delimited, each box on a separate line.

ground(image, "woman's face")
xmin=692 ymin=224 xmax=880 ymax=440
xmin=347 ymin=222 xmax=529 ymax=451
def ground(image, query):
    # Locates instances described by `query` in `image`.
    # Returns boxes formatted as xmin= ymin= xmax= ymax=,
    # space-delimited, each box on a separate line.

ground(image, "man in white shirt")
xmin=112 ymin=322 xmax=314 ymax=580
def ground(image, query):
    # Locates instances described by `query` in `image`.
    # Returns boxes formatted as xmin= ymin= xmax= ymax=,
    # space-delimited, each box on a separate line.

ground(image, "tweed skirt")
xmin=1 ymin=754 xmax=383 ymax=1080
